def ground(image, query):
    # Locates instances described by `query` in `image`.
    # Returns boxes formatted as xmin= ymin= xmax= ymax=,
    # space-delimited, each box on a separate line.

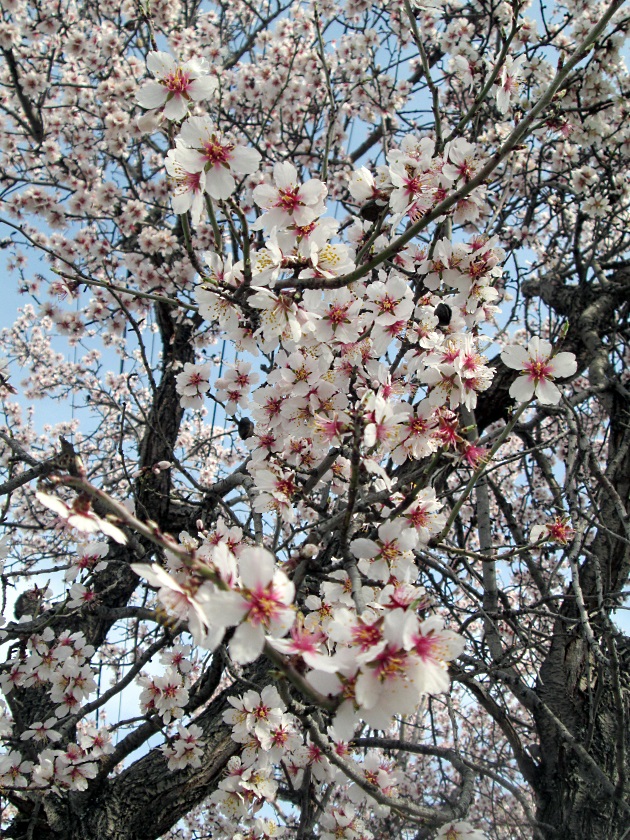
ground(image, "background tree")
xmin=0 ymin=1 xmax=629 ymax=839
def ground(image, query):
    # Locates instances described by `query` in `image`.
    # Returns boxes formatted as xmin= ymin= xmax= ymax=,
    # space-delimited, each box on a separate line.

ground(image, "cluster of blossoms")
xmin=0 ymin=629 xmax=96 ymax=718
xmin=132 ymin=526 xmax=463 ymax=738
xmin=213 ymin=678 xmax=481 ymax=839
xmin=173 ymin=131 xmax=512 ymax=531
xmin=138 ymin=644 xmax=200 ymax=725
xmin=0 ymin=628 xmax=112 ymax=792
xmin=215 ymin=685 xmax=382 ymax=838
xmin=27 ymin=47 xmax=573 ymax=831
xmin=64 ymin=540 xmax=109 ymax=582
xmin=24 ymin=722 xmax=113 ymax=793
xmin=1 ymin=742 xmax=102 ymax=793
xmin=1 ymin=14 xmax=595 ymax=833
xmin=161 ymin=723 xmax=205 ymax=771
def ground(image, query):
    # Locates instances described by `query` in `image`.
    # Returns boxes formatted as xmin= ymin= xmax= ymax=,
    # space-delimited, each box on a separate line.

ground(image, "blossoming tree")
xmin=0 ymin=0 xmax=629 ymax=839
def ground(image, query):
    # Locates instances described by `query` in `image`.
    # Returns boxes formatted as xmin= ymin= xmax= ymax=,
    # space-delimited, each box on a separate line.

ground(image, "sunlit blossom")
xmin=501 ymin=337 xmax=577 ymax=404
xmin=136 ymin=52 xmax=217 ymax=121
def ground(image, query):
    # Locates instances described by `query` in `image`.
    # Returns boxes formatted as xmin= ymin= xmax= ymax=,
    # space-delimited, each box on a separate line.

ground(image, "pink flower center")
xmin=271 ymin=726 xmax=289 ymax=746
xmin=202 ymin=138 xmax=233 ymax=166
xmin=247 ymin=587 xmax=283 ymax=626
xmin=295 ymin=221 xmax=316 ymax=237
xmin=413 ymin=633 xmax=438 ymax=662
xmin=275 ymin=476 xmax=296 ymax=497
xmin=253 ymin=703 xmax=271 ymax=720
xmin=308 ymin=744 xmax=323 ymax=763
xmin=525 ymin=359 xmax=553 ymax=382
xmin=164 ymin=69 xmax=191 ymax=94
xmin=547 ymin=518 xmax=574 ymax=545
xmin=409 ymin=417 xmax=429 ymax=436
xmin=404 ymin=174 xmax=424 ymax=196
xmin=263 ymin=397 xmax=283 ymax=418
xmin=406 ymin=506 xmax=429 ymax=528
xmin=380 ymin=541 xmax=400 ymax=561
xmin=441 ymin=345 xmax=460 ymax=364
xmin=377 ymin=295 xmax=396 ymax=313
xmin=352 ymin=622 xmax=382 ymax=651
xmin=372 ymin=646 xmax=408 ymax=680
xmin=276 ymin=187 xmax=302 ymax=212
xmin=462 ymin=352 xmax=482 ymax=371
xmin=289 ymin=628 xmax=320 ymax=653
xmin=181 ymin=171 xmax=202 ymax=191
xmin=327 ymin=304 xmax=350 ymax=326
xmin=162 ymin=683 xmax=180 ymax=698
xmin=457 ymin=160 xmax=474 ymax=180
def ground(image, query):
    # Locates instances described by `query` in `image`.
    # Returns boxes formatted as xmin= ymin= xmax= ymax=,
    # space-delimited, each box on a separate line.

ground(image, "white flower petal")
xmin=350 ymin=538 xmax=380 ymax=559
xmin=229 ymin=621 xmax=265 ymax=664
xmin=501 ymin=345 xmax=529 ymax=370
xmin=163 ymin=95 xmax=188 ymax=121
xmin=273 ymin=161 xmax=297 ymax=188
xmin=239 ymin=546 xmax=275 ymax=589
xmin=187 ymin=76 xmax=217 ymax=101
xmin=146 ymin=51 xmax=176 ymax=77
xmin=548 ymin=351 xmax=577 ymax=379
xmin=535 ymin=377 xmax=562 ymax=405
xmin=201 ymin=589 xmax=248 ymax=626
xmin=508 ymin=375 xmax=535 ymax=402
xmin=136 ymin=81 xmax=167 ymax=109
xmin=205 ymin=166 xmax=236 ymax=200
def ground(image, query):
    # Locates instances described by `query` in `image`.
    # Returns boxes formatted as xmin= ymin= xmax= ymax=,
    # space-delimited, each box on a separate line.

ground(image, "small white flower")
xmin=253 ymin=161 xmax=327 ymax=232
xmin=501 ymin=337 xmax=577 ymax=405
xmin=496 ymin=54 xmax=526 ymax=113
xmin=173 ymin=117 xmax=261 ymax=200
xmin=136 ymin=52 xmax=217 ymax=121
xmin=175 ymin=362 xmax=212 ymax=409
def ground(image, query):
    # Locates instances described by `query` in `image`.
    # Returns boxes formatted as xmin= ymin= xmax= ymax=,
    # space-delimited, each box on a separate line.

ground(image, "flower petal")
xmin=136 ymin=81 xmax=167 ymax=109
xmin=163 ymin=95 xmax=188 ymax=121
xmin=147 ymin=51 xmax=176 ymax=77
xmin=229 ymin=621 xmax=265 ymax=664
xmin=501 ymin=345 xmax=529 ymax=370
xmin=239 ymin=546 xmax=275 ymax=589
xmin=548 ymin=352 xmax=577 ymax=379
xmin=535 ymin=377 xmax=562 ymax=405
xmin=508 ymin=375 xmax=535 ymax=402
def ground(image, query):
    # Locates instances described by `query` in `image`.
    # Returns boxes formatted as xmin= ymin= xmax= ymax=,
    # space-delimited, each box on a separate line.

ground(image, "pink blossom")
xmin=392 ymin=614 xmax=465 ymax=697
xmin=174 ymin=117 xmax=261 ymax=200
xmin=268 ymin=618 xmax=335 ymax=671
xmin=130 ymin=563 xmax=224 ymax=649
xmin=350 ymin=520 xmax=417 ymax=581
xmin=136 ymin=52 xmax=217 ymax=121
xmin=204 ymin=546 xmax=295 ymax=664
xmin=175 ymin=362 xmax=212 ymax=409
xmin=501 ymin=337 xmax=577 ymax=404
xmin=436 ymin=821 xmax=488 ymax=840
xmin=253 ymin=161 xmax=327 ymax=232
xmin=165 ymin=150 xmax=207 ymax=224
xmin=496 ymin=54 xmax=526 ymax=113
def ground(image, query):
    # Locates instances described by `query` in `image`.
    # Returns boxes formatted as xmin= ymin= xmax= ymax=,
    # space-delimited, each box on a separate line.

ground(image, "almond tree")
xmin=0 ymin=1 xmax=629 ymax=839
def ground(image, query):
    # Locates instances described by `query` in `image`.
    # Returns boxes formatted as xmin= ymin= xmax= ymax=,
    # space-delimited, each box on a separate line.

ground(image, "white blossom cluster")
xmin=0 ymin=629 xmax=112 ymax=792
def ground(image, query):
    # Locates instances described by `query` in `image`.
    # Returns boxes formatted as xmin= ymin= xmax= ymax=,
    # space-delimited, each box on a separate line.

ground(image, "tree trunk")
xmin=533 ymin=387 xmax=630 ymax=839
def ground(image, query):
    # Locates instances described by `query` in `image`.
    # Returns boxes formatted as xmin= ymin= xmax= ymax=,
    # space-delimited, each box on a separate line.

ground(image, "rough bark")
xmin=528 ymin=276 xmax=630 ymax=839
